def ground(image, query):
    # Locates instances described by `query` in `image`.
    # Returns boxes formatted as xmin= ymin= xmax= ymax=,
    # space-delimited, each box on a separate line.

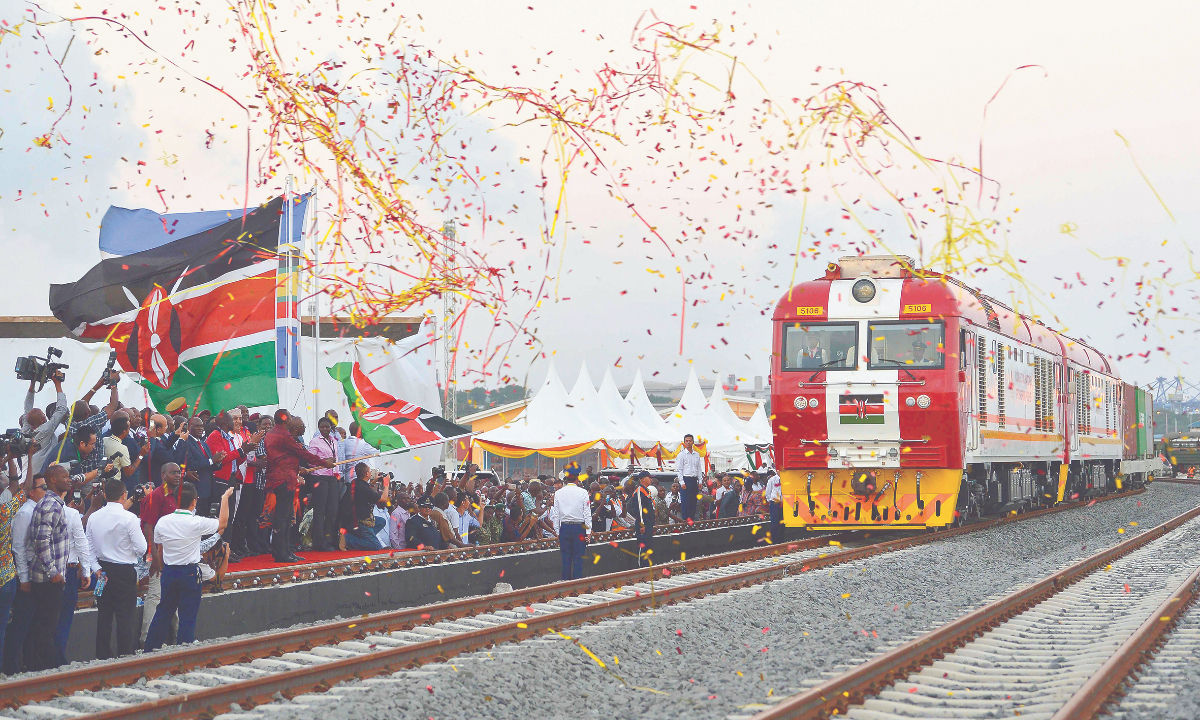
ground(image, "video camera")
xmin=14 ymin=347 xmax=68 ymax=391
xmin=0 ymin=429 xmax=31 ymax=457
xmin=101 ymin=350 xmax=120 ymax=389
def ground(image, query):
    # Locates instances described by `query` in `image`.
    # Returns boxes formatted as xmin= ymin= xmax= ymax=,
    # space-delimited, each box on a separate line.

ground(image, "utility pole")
xmin=441 ymin=219 xmax=458 ymax=470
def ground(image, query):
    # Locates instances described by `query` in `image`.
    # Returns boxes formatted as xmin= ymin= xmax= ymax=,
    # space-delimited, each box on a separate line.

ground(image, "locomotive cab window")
xmin=867 ymin=321 xmax=945 ymax=370
xmin=782 ymin=322 xmax=859 ymax=371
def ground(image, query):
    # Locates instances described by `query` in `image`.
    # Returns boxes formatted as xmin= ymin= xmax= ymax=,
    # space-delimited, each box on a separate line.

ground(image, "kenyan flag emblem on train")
xmin=838 ymin=394 xmax=885 ymax=424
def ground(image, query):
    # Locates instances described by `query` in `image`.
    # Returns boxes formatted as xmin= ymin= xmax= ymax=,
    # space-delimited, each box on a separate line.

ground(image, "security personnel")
xmin=404 ymin=497 xmax=444 ymax=551
xmin=764 ymin=466 xmax=783 ymax=545
xmin=632 ymin=470 xmax=655 ymax=568
xmin=552 ymin=463 xmax=591 ymax=580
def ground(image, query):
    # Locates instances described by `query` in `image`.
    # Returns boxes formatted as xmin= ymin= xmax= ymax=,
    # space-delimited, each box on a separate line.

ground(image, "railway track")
xmin=0 ymin=489 xmax=1142 ymax=719
xmin=748 ymin=501 xmax=1200 ymax=720
xmin=70 ymin=514 xmax=769 ymax=609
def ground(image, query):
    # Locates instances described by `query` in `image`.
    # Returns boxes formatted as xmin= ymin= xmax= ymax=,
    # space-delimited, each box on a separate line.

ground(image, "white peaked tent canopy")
xmin=565 ymin=362 xmax=654 ymax=446
xmin=709 ymin=375 xmax=772 ymax=445
xmin=473 ymin=362 xmax=602 ymax=451
xmin=664 ymin=368 xmax=762 ymax=452
xmin=624 ymin=369 xmax=684 ymax=446
xmin=748 ymin=403 xmax=773 ymax=441
xmin=591 ymin=367 xmax=666 ymax=446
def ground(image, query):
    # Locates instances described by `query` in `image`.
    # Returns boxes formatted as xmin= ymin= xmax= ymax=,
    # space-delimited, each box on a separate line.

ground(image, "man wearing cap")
xmin=552 ymin=463 xmax=591 ymax=581
xmin=632 ymin=470 xmax=655 ymax=568
xmin=404 ymin=497 xmax=444 ymax=551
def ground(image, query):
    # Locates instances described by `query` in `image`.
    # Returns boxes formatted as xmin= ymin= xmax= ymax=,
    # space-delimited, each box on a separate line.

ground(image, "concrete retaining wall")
xmin=66 ymin=520 xmax=774 ymax=662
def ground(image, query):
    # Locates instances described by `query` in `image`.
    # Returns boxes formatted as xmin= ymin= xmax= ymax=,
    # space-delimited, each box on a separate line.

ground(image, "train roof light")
xmin=852 ymin=278 xmax=877 ymax=303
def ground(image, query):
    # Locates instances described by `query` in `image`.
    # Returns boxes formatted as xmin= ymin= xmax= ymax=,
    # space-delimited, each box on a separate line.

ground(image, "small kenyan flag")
xmin=839 ymin=394 xmax=885 ymax=425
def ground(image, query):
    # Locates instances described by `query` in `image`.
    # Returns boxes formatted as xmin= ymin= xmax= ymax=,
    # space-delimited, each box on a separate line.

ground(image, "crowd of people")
xmin=0 ymin=369 xmax=782 ymax=671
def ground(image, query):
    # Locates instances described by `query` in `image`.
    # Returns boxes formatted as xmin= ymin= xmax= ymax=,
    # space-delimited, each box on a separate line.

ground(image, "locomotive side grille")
xmin=1034 ymin=357 xmax=1044 ymax=432
xmin=902 ymin=445 xmax=946 ymax=465
xmin=1047 ymin=362 xmax=1055 ymax=431
xmin=997 ymin=342 xmax=1006 ymax=429
xmin=977 ymin=333 xmax=987 ymax=425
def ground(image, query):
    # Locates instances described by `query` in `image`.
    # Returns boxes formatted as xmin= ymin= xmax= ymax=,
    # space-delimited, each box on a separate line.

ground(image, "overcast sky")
xmin=2 ymin=0 xmax=1197 ymax=396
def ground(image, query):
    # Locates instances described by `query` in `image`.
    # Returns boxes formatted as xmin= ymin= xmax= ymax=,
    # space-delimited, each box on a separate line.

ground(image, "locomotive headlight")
xmin=887 ymin=447 xmax=899 ymax=458
xmin=851 ymin=278 xmax=877 ymax=303
xmin=905 ymin=396 xmax=916 ymax=407
xmin=916 ymin=394 xmax=931 ymax=409
xmin=827 ymin=447 xmax=838 ymax=458
xmin=793 ymin=396 xmax=807 ymax=410
xmin=808 ymin=397 xmax=819 ymax=410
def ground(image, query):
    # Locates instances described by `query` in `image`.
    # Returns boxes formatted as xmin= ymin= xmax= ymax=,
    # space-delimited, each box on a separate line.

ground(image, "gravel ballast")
xmin=223 ymin=482 xmax=1200 ymax=720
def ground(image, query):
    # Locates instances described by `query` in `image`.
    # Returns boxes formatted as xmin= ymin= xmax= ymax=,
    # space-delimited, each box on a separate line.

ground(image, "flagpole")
xmin=310 ymin=182 xmax=321 ymax=432
xmin=280 ymin=176 xmax=293 ymax=411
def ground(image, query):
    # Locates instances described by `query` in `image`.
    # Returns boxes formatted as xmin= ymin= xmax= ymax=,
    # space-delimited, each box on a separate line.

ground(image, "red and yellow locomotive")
xmin=770 ymin=255 xmax=1159 ymax=531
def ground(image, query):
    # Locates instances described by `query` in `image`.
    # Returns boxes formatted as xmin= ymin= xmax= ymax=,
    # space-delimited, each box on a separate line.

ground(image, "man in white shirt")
xmin=53 ymin=491 xmax=101 ymax=666
xmin=339 ymin=423 xmax=377 ymax=487
xmin=85 ymin=478 xmax=148 ymax=659
xmin=763 ymin=467 xmax=783 ymax=544
xmin=144 ymin=481 xmax=233 ymax=652
xmin=552 ymin=463 xmax=591 ymax=581
xmin=389 ymin=501 xmax=410 ymax=550
xmin=675 ymin=434 xmax=703 ymax=522
xmin=1 ymin=473 xmax=45 ymax=674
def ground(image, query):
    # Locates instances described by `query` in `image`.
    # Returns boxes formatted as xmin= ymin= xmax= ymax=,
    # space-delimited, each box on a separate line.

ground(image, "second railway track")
xmin=0 ymin=487 xmax=1147 ymax=719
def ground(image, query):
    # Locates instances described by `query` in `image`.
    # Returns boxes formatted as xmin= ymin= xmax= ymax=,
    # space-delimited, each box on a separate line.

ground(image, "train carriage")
xmin=770 ymin=255 xmax=1160 ymax=531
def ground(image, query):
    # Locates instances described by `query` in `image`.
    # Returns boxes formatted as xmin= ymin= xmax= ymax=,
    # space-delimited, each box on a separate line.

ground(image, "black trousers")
xmin=96 ymin=561 xmax=138 ymax=659
xmin=237 ymin=485 xmax=269 ymax=554
xmin=271 ymin=487 xmax=295 ymax=560
xmin=682 ymin=476 xmax=700 ymax=521
xmin=28 ymin=581 xmax=64 ymax=671
xmin=768 ymin=501 xmax=784 ymax=545
xmin=308 ymin=476 xmax=339 ymax=550
xmin=636 ymin=525 xmax=654 ymax=568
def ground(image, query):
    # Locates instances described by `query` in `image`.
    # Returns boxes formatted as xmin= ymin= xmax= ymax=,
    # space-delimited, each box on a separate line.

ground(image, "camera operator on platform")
xmin=21 ymin=372 xmax=69 ymax=473
xmin=42 ymin=371 xmax=120 ymax=476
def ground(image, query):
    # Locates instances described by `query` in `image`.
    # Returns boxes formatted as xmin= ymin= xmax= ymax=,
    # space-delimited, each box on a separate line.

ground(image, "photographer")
xmin=102 ymin=414 xmax=146 ymax=491
xmin=21 ymin=373 xmax=69 ymax=473
xmin=338 ymin=463 xmax=385 ymax=551
xmin=44 ymin=426 xmax=115 ymax=486
xmin=52 ymin=371 xmax=120 ymax=475
xmin=143 ymin=482 xmax=233 ymax=652
xmin=85 ymin=478 xmax=147 ymax=659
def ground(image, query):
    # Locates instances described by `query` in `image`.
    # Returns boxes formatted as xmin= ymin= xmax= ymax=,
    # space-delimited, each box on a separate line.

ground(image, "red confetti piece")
xmin=364 ymin=592 xmax=371 ymax=596
xmin=662 ymin=568 xmax=671 ymax=576
xmin=762 ymin=627 xmax=769 ymax=633
xmin=426 ymin=685 xmax=434 ymax=694
xmin=909 ymin=687 xmax=918 ymax=694
xmin=676 ymin=647 xmax=682 ymax=654
xmin=676 ymin=629 xmax=683 ymax=636
xmin=1124 ymin=584 xmax=1131 ymax=593
xmin=421 ymin=613 xmax=431 ymax=619
xmin=499 ymin=570 xmax=505 ymax=577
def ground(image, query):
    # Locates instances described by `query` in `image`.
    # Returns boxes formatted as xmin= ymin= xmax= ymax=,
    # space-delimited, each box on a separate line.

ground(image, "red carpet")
xmin=231 ymin=548 xmax=415 ymax=573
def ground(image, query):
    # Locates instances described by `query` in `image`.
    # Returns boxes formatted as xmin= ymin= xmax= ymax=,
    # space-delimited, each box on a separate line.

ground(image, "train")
xmin=770 ymin=255 xmax=1163 ymax=530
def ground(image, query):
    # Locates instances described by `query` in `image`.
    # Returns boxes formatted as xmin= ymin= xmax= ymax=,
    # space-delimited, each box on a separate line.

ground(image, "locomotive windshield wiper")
xmin=874 ymin=358 xmax=919 ymax=382
xmin=806 ymin=358 xmax=844 ymax=382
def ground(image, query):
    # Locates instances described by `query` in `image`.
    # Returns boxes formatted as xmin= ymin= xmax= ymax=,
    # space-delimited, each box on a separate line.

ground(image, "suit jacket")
xmin=176 ymin=437 xmax=219 ymax=498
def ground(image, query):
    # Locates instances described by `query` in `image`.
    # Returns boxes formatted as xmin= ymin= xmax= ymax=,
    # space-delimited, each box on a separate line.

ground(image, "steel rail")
xmin=71 ymin=514 xmax=769 ymax=608
xmin=0 ymin=530 xmax=846 ymax=708
xmin=749 ymin=500 xmax=1200 ymax=720
xmin=1049 ymin=562 xmax=1200 ymax=720
xmin=11 ymin=488 xmax=1141 ymax=715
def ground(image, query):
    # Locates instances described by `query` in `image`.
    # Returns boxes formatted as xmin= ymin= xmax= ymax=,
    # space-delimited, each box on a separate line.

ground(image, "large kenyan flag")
xmin=49 ymin=196 xmax=286 ymax=413
xmin=328 ymin=361 xmax=469 ymax=452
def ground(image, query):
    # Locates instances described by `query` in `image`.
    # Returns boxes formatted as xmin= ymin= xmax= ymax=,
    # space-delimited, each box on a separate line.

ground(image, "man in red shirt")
xmin=138 ymin=461 xmax=183 ymax=645
xmin=264 ymin=412 xmax=333 ymax=563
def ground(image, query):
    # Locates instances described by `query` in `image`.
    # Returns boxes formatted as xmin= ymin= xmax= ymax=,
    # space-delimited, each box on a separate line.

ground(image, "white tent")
xmin=664 ymin=368 xmax=762 ymax=452
xmin=596 ymin=367 xmax=667 ymax=446
xmin=569 ymin=364 xmax=663 ymax=447
xmin=748 ymin=403 xmax=773 ymax=441
xmin=473 ymin=363 xmax=602 ymax=451
xmin=565 ymin=362 xmax=651 ymax=446
xmin=624 ymin=369 xmax=683 ymax=446
xmin=709 ymin=375 xmax=771 ymax=445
